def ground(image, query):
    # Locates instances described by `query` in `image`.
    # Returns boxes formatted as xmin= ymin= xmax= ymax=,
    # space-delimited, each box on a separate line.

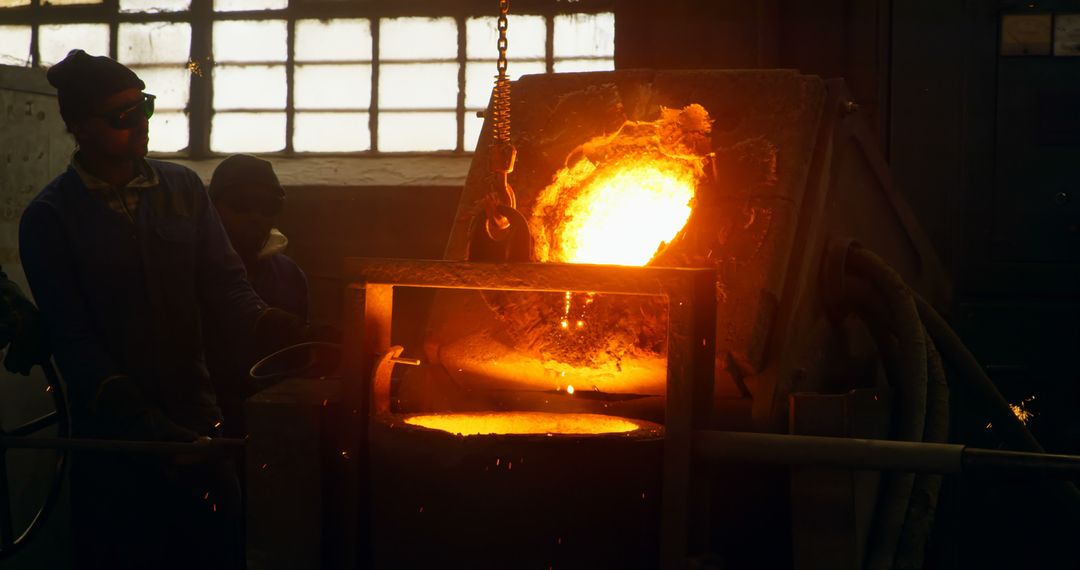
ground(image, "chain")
xmin=485 ymin=0 xmax=518 ymax=240
xmin=492 ymin=0 xmax=512 ymax=145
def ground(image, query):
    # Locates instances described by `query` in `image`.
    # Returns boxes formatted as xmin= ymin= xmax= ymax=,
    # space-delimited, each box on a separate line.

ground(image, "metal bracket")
xmin=371 ymin=346 xmax=420 ymax=414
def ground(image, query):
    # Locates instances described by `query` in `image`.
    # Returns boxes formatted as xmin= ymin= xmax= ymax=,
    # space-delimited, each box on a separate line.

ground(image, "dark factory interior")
xmin=0 ymin=1 xmax=1078 ymax=569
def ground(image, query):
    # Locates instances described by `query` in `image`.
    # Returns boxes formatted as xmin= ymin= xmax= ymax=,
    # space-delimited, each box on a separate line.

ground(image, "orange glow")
xmin=548 ymin=159 xmax=695 ymax=266
xmin=531 ymin=104 xmax=712 ymax=268
xmin=404 ymin=412 xmax=642 ymax=435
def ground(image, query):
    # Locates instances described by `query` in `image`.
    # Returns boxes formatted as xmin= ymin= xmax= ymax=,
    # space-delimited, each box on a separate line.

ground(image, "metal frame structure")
xmin=339 ymin=258 xmax=717 ymax=568
xmin=0 ymin=0 xmax=614 ymax=158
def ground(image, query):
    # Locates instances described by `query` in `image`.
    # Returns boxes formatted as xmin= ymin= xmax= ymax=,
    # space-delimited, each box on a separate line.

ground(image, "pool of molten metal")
xmin=403 ymin=412 xmax=647 ymax=436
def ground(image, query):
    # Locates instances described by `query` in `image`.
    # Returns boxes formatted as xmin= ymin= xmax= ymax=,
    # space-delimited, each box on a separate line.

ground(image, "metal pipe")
xmin=693 ymin=430 xmax=1080 ymax=479
xmin=694 ymin=430 xmax=962 ymax=474
xmin=963 ymin=448 xmax=1080 ymax=479
xmin=0 ymin=437 xmax=245 ymax=455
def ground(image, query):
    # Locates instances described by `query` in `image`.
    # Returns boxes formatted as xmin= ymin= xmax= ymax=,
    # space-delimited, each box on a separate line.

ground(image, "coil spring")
xmin=491 ymin=74 xmax=512 ymax=144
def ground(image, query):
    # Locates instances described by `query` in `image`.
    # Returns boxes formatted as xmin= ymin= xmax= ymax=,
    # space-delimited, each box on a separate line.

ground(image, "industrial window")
xmin=0 ymin=1 xmax=615 ymax=157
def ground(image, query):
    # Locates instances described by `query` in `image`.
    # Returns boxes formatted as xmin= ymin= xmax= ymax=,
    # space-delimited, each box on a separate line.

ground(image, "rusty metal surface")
xmin=439 ymin=69 xmax=830 ymax=419
xmin=343 ymin=257 xmax=716 ymax=297
xmin=455 ymin=70 xmax=826 ymax=264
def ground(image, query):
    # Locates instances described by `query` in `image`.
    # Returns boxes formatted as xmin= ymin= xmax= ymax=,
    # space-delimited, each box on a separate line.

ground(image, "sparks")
xmin=1009 ymin=395 xmax=1037 ymax=425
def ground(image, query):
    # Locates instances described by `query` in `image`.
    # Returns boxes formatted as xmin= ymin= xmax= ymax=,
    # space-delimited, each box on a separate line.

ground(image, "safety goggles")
xmin=96 ymin=93 xmax=155 ymax=130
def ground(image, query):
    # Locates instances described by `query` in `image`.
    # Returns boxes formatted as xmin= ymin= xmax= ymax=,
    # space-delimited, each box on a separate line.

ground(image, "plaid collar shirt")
xmin=70 ymin=152 xmax=160 ymax=224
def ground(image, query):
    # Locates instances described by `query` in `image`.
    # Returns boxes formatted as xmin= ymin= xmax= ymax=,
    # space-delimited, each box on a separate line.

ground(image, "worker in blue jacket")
xmin=19 ymin=49 xmax=308 ymax=569
xmin=206 ymin=154 xmax=310 ymax=437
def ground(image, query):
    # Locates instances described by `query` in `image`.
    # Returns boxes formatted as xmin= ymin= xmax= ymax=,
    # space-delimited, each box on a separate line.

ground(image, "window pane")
xmin=212 ymin=112 xmax=285 ymax=152
xmin=213 ymin=20 xmax=286 ymax=62
xmin=294 ymin=112 xmax=370 ymax=152
xmin=118 ymin=23 xmax=191 ymax=64
xmin=464 ymin=111 xmax=485 ymax=152
xmin=553 ymin=58 xmax=615 ymax=73
xmin=466 ymin=15 xmax=545 ymax=59
xmin=39 ymin=24 xmax=109 ymax=66
xmin=553 ymin=13 xmax=615 ymax=58
xmin=214 ymin=0 xmax=286 ymax=11
xmin=0 ymin=0 xmax=31 ymax=7
xmin=120 ymin=0 xmax=189 ymax=12
xmin=295 ymin=19 xmax=371 ymax=62
xmin=295 ymin=64 xmax=370 ymax=109
xmin=380 ymin=17 xmax=456 ymax=61
xmin=149 ymin=111 xmax=188 ymax=152
xmin=131 ymin=66 xmax=190 ymax=109
xmin=378 ymin=111 xmax=456 ymax=152
xmin=465 ymin=60 xmax=545 ymax=108
xmin=378 ymin=63 xmax=456 ymax=110
xmin=0 ymin=26 xmax=31 ymax=67
xmin=214 ymin=65 xmax=286 ymax=109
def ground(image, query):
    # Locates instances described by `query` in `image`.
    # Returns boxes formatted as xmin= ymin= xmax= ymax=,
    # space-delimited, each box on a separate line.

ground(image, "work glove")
xmin=0 ymin=275 xmax=50 ymax=375
xmin=93 ymin=375 xmax=200 ymax=442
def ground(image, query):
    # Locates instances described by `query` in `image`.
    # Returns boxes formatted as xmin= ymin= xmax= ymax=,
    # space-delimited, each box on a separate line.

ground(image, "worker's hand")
xmin=0 ymin=279 xmax=50 ymax=375
xmin=172 ymin=436 xmax=213 ymax=466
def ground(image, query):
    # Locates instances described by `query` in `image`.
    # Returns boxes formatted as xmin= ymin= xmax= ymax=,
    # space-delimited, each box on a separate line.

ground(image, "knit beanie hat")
xmin=46 ymin=49 xmax=145 ymax=127
xmin=209 ymin=154 xmax=286 ymax=202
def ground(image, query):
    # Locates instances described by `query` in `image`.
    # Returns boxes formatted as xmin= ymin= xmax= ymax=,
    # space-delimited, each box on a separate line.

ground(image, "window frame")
xmin=0 ymin=0 xmax=615 ymax=158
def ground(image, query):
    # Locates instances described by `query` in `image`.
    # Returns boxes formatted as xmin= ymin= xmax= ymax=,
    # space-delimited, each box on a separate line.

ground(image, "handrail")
xmin=692 ymin=430 xmax=1080 ymax=479
xmin=0 ymin=436 xmax=246 ymax=455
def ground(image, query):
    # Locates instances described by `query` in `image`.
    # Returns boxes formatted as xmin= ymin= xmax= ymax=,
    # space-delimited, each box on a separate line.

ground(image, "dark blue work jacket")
xmin=19 ymin=159 xmax=267 ymax=435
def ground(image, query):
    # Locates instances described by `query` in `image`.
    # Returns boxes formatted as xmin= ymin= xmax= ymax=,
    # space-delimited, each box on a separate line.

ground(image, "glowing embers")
xmin=404 ymin=411 xmax=642 ymax=436
xmin=532 ymin=103 xmax=713 ymax=267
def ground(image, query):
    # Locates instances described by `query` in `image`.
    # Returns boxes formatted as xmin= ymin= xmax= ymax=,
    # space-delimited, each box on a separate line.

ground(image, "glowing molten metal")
xmin=531 ymin=104 xmax=712 ymax=268
xmin=557 ymin=160 xmax=696 ymax=266
xmin=404 ymin=412 xmax=642 ymax=435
